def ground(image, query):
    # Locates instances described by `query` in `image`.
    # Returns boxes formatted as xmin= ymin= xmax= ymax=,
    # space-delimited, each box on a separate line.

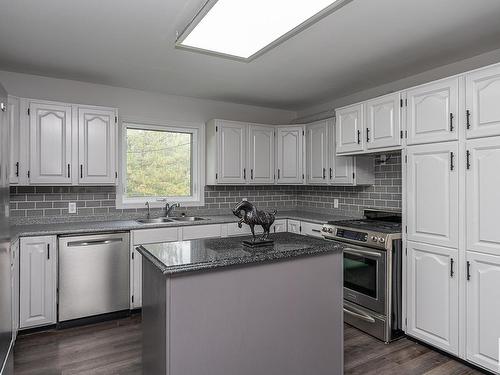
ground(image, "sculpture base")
xmin=242 ymin=239 xmax=274 ymax=248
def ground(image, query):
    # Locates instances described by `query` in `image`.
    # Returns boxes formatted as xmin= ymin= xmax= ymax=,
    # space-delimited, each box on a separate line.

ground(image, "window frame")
xmin=117 ymin=119 xmax=205 ymax=209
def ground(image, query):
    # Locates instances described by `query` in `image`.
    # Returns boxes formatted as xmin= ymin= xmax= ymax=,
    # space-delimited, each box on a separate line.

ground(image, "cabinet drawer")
xmin=301 ymin=222 xmax=324 ymax=238
xmin=182 ymin=224 xmax=221 ymax=240
xmin=132 ymin=227 xmax=179 ymax=245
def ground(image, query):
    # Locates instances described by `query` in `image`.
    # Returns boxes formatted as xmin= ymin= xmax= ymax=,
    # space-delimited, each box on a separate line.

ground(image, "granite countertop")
xmin=137 ymin=232 xmax=345 ymax=275
xmin=9 ymin=210 xmax=359 ymax=244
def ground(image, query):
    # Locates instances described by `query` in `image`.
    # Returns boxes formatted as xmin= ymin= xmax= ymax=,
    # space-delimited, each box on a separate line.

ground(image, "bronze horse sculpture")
xmin=232 ymin=200 xmax=276 ymax=242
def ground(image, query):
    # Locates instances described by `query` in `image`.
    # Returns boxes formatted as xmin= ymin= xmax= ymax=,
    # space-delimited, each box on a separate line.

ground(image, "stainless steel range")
xmin=322 ymin=210 xmax=404 ymax=343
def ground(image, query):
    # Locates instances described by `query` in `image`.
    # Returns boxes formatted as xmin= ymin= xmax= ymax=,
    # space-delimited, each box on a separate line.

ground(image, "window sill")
xmin=116 ymin=198 xmax=204 ymax=210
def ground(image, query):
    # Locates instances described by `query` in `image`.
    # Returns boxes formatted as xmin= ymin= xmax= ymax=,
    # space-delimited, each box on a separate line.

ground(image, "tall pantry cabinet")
xmin=404 ymin=63 xmax=500 ymax=373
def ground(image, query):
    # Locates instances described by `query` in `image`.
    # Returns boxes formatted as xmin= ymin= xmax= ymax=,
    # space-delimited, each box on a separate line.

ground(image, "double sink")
xmin=136 ymin=216 xmax=206 ymax=224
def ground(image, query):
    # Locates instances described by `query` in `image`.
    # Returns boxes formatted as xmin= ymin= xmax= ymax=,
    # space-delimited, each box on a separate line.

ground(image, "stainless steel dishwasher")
xmin=58 ymin=232 xmax=130 ymax=322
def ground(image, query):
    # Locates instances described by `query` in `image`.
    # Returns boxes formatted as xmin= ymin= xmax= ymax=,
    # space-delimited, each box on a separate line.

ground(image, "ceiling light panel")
xmin=177 ymin=0 xmax=345 ymax=61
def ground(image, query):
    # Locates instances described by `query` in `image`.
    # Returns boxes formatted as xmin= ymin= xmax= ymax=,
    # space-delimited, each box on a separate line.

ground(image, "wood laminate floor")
xmin=14 ymin=315 xmax=486 ymax=375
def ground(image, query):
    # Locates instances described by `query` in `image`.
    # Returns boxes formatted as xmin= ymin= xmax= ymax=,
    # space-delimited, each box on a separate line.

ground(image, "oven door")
xmin=343 ymin=244 xmax=386 ymax=314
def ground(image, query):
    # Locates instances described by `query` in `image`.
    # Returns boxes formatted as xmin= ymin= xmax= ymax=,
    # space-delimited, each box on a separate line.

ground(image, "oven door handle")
xmin=344 ymin=248 xmax=382 ymax=258
xmin=343 ymin=306 xmax=376 ymax=323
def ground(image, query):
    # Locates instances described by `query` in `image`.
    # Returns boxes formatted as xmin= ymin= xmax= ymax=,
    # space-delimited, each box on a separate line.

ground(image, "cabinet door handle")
xmin=277 ymin=169 xmax=280 ymax=179
xmin=450 ymin=152 xmax=454 ymax=171
xmin=47 ymin=244 xmax=50 ymax=260
xmin=80 ymin=164 xmax=83 ymax=178
xmin=322 ymin=168 xmax=326 ymax=179
xmin=329 ymin=168 xmax=333 ymax=179
xmin=312 ymin=229 xmax=321 ymax=233
xmin=243 ymin=168 xmax=246 ymax=180
xmin=466 ymin=150 xmax=471 ymax=170
xmin=466 ymin=110 xmax=471 ymax=129
xmin=67 ymin=163 xmax=71 ymax=178
xmin=450 ymin=258 xmax=454 ymax=277
xmin=15 ymin=162 xmax=19 ymax=177
xmin=366 ymin=128 xmax=370 ymax=143
xmin=466 ymin=261 xmax=471 ymax=281
xmin=250 ymin=169 xmax=253 ymax=180
xmin=449 ymin=113 xmax=454 ymax=131
xmin=357 ymin=130 xmax=361 ymax=144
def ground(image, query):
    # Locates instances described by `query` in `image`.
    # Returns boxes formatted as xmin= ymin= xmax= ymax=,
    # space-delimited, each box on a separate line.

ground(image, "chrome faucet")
xmin=165 ymin=202 xmax=180 ymax=217
xmin=145 ymin=201 xmax=151 ymax=219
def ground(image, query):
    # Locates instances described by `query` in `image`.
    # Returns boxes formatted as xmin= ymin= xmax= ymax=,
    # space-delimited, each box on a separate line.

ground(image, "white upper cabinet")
xmin=19 ymin=236 xmax=57 ymax=329
xmin=330 ymin=118 xmax=354 ymax=185
xmin=276 ymin=126 xmax=304 ymax=184
xmin=29 ymin=101 xmax=72 ymax=185
xmin=466 ymin=136 xmax=500 ymax=256
xmin=331 ymin=155 xmax=354 ymax=185
xmin=466 ymin=251 xmax=500 ymax=373
xmin=365 ymin=93 xmax=402 ymax=150
xmin=8 ymin=96 xmax=21 ymax=184
xmin=406 ymin=78 xmax=459 ymax=145
xmin=217 ymin=121 xmax=247 ymax=184
xmin=406 ymin=241 xmax=459 ymax=355
xmin=248 ymin=125 xmax=274 ymax=184
xmin=78 ymin=107 xmax=117 ymax=184
xmin=336 ymin=104 xmax=364 ymax=154
xmin=306 ymin=120 xmax=328 ymax=184
xmin=20 ymin=99 xmax=118 ymax=186
xmin=466 ymin=64 xmax=500 ymax=139
xmin=406 ymin=142 xmax=459 ymax=248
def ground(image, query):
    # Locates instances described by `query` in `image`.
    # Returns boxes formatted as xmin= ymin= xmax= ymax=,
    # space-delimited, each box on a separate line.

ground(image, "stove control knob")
xmin=378 ymin=237 xmax=386 ymax=243
xmin=328 ymin=228 xmax=333 ymax=233
xmin=371 ymin=236 xmax=378 ymax=242
xmin=322 ymin=227 xmax=327 ymax=232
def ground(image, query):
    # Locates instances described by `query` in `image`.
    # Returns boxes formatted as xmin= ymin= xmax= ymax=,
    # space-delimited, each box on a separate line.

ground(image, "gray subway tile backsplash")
xmin=9 ymin=152 xmax=401 ymax=224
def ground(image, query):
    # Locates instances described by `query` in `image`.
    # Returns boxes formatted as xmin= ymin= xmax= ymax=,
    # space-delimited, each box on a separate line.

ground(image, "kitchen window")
xmin=117 ymin=121 xmax=204 ymax=208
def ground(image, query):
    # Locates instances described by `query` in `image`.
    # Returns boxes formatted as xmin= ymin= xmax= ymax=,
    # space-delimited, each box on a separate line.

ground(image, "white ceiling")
xmin=1 ymin=0 xmax=500 ymax=111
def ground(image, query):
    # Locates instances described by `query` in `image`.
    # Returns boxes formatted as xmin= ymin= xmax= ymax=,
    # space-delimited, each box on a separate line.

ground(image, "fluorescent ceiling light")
xmin=176 ymin=0 xmax=347 ymax=61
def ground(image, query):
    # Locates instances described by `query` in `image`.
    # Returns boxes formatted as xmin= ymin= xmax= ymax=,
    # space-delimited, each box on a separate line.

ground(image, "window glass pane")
xmin=126 ymin=127 xmax=192 ymax=197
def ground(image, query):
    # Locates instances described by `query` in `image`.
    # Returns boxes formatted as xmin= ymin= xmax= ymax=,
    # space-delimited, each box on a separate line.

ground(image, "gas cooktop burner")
xmin=327 ymin=219 xmax=402 ymax=233
xmin=322 ymin=210 xmax=402 ymax=250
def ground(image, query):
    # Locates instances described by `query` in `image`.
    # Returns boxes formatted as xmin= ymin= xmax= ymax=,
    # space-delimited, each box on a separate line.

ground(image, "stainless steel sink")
xmin=136 ymin=217 xmax=175 ymax=224
xmin=170 ymin=216 xmax=206 ymax=222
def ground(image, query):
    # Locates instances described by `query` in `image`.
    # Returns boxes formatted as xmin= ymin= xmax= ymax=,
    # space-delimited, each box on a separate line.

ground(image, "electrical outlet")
xmin=334 ymin=199 xmax=339 ymax=209
xmin=68 ymin=202 xmax=77 ymax=214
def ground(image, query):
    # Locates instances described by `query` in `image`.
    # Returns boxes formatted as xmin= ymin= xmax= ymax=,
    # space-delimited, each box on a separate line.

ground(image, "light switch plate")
xmin=68 ymin=202 xmax=77 ymax=214
xmin=334 ymin=199 xmax=339 ymax=209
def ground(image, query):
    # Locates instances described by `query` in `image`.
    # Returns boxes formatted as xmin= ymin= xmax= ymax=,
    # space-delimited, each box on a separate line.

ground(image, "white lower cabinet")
xmin=406 ymin=241 xmax=459 ymax=355
xmin=466 ymin=251 xmax=500 ymax=372
xmin=130 ymin=246 xmax=143 ymax=310
xmin=272 ymin=219 xmax=287 ymax=233
xmin=287 ymin=219 xmax=301 ymax=234
xmin=130 ymin=228 xmax=180 ymax=309
xmin=19 ymin=236 xmax=57 ymax=329
xmin=11 ymin=240 xmax=20 ymax=340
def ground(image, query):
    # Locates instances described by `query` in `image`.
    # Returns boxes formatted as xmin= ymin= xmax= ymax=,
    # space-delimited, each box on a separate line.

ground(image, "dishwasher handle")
xmin=66 ymin=238 xmax=123 ymax=247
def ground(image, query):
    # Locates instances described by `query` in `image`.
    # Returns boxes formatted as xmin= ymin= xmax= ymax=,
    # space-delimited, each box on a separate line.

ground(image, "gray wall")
xmin=9 ymin=152 xmax=401 ymax=224
xmin=296 ymin=152 xmax=401 ymax=213
xmin=0 ymin=70 xmax=296 ymax=125
xmin=295 ymin=47 xmax=500 ymax=122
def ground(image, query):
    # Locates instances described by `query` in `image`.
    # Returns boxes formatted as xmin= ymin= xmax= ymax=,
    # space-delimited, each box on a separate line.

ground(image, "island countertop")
xmin=137 ymin=232 xmax=344 ymax=275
